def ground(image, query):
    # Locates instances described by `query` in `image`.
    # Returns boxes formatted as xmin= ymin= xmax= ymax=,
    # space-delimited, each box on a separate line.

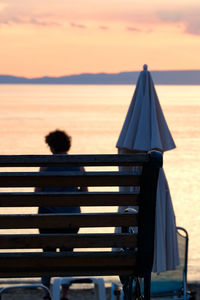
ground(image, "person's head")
xmin=45 ymin=130 xmax=71 ymax=154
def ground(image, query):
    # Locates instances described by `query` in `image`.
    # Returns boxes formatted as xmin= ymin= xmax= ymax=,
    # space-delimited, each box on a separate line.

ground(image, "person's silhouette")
xmin=35 ymin=130 xmax=88 ymax=300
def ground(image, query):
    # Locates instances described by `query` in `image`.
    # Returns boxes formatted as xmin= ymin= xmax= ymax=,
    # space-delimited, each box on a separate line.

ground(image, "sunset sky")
xmin=1 ymin=0 xmax=200 ymax=77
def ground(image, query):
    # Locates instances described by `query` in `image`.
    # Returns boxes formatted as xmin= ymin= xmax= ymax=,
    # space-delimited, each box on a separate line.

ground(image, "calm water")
xmin=0 ymin=84 xmax=199 ymax=281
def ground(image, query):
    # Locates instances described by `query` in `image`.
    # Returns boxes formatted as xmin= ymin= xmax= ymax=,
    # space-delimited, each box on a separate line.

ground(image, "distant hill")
xmin=0 ymin=70 xmax=200 ymax=85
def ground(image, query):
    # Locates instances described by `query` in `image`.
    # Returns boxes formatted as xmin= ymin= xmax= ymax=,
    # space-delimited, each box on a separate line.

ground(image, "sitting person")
xmin=35 ymin=129 xmax=88 ymax=300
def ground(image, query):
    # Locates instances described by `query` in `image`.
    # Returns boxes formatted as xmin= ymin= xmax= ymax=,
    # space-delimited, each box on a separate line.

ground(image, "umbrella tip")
xmin=143 ymin=64 xmax=148 ymax=70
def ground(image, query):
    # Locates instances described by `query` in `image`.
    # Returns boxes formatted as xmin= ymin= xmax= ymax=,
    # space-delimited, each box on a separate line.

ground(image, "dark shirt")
xmin=38 ymin=165 xmax=81 ymax=214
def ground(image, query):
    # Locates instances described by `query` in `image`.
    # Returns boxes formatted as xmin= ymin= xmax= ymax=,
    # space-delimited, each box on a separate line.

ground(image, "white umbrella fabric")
xmin=116 ymin=65 xmax=179 ymax=273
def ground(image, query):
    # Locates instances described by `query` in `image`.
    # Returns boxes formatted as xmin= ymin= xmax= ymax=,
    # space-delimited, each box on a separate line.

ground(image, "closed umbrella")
xmin=116 ymin=64 xmax=179 ymax=273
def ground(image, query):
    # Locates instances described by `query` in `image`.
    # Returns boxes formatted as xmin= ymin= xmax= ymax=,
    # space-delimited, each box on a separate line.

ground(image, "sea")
xmin=0 ymin=84 xmax=199 ymax=282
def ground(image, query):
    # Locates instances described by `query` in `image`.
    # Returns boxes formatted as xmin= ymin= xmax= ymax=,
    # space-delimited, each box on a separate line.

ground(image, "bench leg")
xmin=143 ymin=270 xmax=151 ymax=300
xmin=122 ymin=276 xmax=133 ymax=300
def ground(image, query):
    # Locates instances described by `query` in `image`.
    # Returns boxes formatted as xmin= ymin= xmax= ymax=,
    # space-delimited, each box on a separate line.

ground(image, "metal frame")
xmin=111 ymin=227 xmax=190 ymax=300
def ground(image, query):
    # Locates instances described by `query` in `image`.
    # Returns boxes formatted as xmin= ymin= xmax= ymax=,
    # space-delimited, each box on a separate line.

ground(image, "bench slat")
xmin=0 ymin=192 xmax=140 ymax=206
xmin=0 ymin=267 xmax=136 ymax=278
xmin=0 ymin=233 xmax=137 ymax=248
xmin=0 ymin=172 xmax=141 ymax=187
xmin=0 ymin=213 xmax=138 ymax=229
xmin=0 ymin=251 xmax=136 ymax=268
xmin=0 ymin=154 xmax=149 ymax=166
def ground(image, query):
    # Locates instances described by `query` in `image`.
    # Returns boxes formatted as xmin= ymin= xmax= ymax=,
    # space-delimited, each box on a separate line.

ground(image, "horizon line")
xmin=1 ymin=69 xmax=200 ymax=79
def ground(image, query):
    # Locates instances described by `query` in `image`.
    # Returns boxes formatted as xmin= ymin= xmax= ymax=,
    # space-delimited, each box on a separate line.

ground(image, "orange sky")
xmin=1 ymin=0 xmax=200 ymax=77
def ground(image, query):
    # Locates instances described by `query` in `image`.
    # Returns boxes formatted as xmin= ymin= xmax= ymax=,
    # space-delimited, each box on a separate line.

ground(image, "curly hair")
xmin=45 ymin=130 xmax=71 ymax=153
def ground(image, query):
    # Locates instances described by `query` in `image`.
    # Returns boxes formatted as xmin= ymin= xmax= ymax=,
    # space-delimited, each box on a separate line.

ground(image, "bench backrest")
xmin=0 ymin=151 xmax=162 ymax=279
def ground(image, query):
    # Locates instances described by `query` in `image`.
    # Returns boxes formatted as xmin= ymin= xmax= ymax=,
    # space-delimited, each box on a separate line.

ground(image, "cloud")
xmin=29 ymin=18 xmax=60 ymax=26
xmin=1 ymin=0 xmax=200 ymax=36
xmin=0 ymin=0 xmax=158 ymax=32
xmin=0 ymin=1 xmax=62 ymax=27
xmin=0 ymin=0 xmax=157 ymax=27
xmin=70 ymin=22 xmax=86 ymax=29
xmin=0 ymin=15 xmax=60 ymax=26
xmin=0 ymin=1 xmax=88 ymax=27
xmin=126 ymin=26 xmax=141 ymax=32
xmin=156 ymin=10 xmax=182 ymax=23
xmin=99 ymin=25 xmax=109 ymax=30
xmin=157 ymin=7 xmax=200 ymax=35
xmin=186 ymin=19 xmax=200 ymax=35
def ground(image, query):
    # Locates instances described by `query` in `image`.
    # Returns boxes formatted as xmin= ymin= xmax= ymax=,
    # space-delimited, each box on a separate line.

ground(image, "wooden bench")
xmin=0 ymin=151 xmax=162 ymax=300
